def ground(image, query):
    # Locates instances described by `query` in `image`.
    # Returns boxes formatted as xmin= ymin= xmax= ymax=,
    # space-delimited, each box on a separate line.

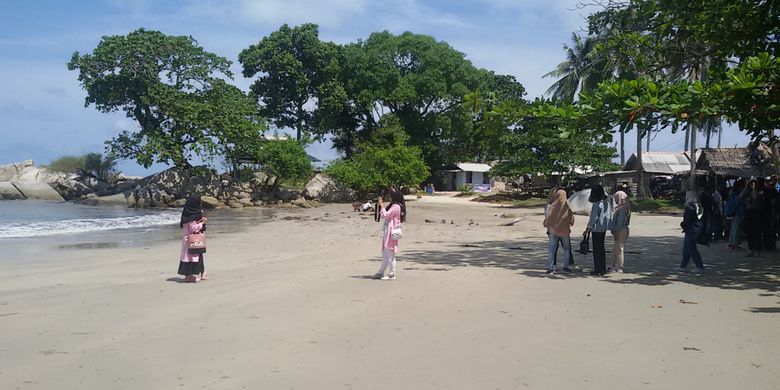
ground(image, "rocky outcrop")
xmin=12 ymin=180 xmax=64 ymax=201
xmin=2 ymin=160 xmax=343 ymax=208
xmin=0 ymin=182 xmax=25 ymax=200
xmin=0 ymin=161 xmax=74 ymax=201
xmin=303 ymin=173 xmax=354 ymax=203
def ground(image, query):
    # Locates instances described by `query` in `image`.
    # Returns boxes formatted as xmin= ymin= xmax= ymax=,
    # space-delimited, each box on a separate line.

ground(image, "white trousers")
xmin=378 ymin=248 xmax=396 ymax=276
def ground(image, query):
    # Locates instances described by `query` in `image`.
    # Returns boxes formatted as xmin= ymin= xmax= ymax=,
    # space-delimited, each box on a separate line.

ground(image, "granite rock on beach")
xmin=0 ymin=160 xmax=343 ymax=209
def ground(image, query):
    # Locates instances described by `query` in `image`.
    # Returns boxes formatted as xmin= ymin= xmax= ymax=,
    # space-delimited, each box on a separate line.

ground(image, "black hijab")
xmin=180 ymin=195 xmax=203 ymax=228
xmin=386 ymin=189 xmax=407 ymax=223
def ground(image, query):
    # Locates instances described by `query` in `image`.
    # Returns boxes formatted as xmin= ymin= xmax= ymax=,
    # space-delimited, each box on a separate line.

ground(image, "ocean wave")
xmin=0 ymin=211 xmax=181 ymax=238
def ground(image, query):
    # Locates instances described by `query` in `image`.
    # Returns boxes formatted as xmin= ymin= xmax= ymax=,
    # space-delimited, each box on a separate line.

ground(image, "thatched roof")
xmin=695 ymin=145 xmax=774 ymax=178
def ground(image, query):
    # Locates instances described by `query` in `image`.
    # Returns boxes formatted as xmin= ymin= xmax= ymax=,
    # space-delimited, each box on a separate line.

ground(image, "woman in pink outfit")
xmin=373 ymin=189 xmax=406 ymax=280
xmin=179 ymin=195 xmax=208 ymax=283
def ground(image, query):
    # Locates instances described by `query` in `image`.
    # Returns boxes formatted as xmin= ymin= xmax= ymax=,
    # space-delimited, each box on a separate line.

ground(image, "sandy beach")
xmin=1 ymin=195 xmax=778 ymax=389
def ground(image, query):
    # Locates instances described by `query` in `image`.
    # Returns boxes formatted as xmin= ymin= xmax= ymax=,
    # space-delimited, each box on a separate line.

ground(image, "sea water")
xmin=0 ymin=200 xmax=278 ymax=260
xmin=0 ymin=200 xmax=180 ymax=239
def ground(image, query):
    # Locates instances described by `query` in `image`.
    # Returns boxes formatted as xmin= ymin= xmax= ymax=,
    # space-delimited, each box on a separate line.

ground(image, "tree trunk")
xmin=646 ymin=126 xmax=650 ymax=152
xmin=636 ymin=122 xmax=645 ymax=198
xmin=717 ymin=120 xmax=722 ymax=148
xmin=705 ymin=123 xmax=712 ymax=148
xmin=689 ymin=124 xmax=697 ymax=192
xmin=620 ymin=128 xmax=626 ymax=167
xmin=684 ymin=124 xmax=690 ymax=152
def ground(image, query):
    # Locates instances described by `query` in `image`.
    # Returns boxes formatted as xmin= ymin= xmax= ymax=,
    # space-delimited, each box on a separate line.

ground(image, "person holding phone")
xmin=179 ymin=194 xmax=208 ymax=283
xmin=372 ymin=189 xmax=406 ymax=280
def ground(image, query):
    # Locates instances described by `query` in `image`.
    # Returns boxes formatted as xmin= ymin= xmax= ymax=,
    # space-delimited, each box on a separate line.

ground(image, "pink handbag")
xmin=187 ymin=232 xmax=207 ymax=254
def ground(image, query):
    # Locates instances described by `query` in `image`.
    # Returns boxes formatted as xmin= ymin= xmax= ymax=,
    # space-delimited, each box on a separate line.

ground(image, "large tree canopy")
xmin=319 ymin=30 xmax=524 ymax=168
xmin=239 ymin=23 xmax=340 ymax=142
xmin=68 ymin=28 xmax=236 ymax=168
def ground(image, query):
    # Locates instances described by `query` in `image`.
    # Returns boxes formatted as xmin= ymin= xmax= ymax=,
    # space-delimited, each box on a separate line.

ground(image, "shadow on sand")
xmin=402 ymin=235 xmax=780 ymax=294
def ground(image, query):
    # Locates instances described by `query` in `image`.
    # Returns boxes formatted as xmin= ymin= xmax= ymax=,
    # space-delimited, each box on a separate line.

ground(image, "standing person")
xmin=698 ymin=187 xmax=713 ymax=245
xmin=710 ymin=185 xmax=724 ymax=241
xmin=679 ymin=191 xmax=705 ymax=272
xmin=179 ymin=195 xmax=208 ymax=283
xmin=545 ymin=187 xmax=575 ymax=269
xmin=372 ymin=189 xmax=405 ymax=280
xmin=725 ymin=179 xmax=746 ymax=250
xmin=585 ymin=185 xmax=612 ymax=276
xmin=543 ymin=189 xmax=574 ymax=274
xmin=742 ymin=179 xmax=764 ymax=257
xmin=763 ymin=176 xmax=778 ymax=251
xmin=609 ymin=186 xmax=631 ymax=273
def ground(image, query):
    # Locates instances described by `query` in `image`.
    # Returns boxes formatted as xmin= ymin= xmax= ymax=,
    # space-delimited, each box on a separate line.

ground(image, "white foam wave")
xmin=0 ymin=211 xmax=181 ymax=238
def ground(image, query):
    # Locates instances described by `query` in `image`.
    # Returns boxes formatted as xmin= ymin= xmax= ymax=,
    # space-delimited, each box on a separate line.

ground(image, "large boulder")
xmin=11 ymin=180 xmax=65 ymax=201
xmin=0 ymin=182 xmax=25 ymax=200
xmin=0 ymin=160 xmax=32 ymax=181
xmin=201 ymin=196 xmax=221 ymax=209
xmin=49 ymin=179 xmax=94 ymax=200
xmin=76 ymin=192 xmax=136 ymax=207
xmin=568 ymin=189 xmax=592 ymax=215
xmin=303 ymin=173 xmax=354 ymax=203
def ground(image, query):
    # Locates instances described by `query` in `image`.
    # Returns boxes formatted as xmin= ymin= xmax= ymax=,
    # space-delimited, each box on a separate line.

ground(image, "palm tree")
xmin=543 ymin=34 xmax=608 ymax=102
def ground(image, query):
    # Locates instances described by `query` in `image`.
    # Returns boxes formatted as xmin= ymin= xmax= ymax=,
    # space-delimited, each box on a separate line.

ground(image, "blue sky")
xmin=0 ymin=0 xmax=750 ymax=176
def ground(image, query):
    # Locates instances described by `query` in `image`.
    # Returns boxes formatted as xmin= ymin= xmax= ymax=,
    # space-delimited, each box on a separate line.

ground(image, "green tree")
xmin=321 ymin=31 xmax=497 ymax=168
xmin=68 ymin=29 xmax=233 ymax=168
xmin=325 ymin=120 xmax=429 ymax=193
xmin=46 ymin=155 xmax=85 ymax=174
xmin=255 ymin=139 xmax=313 ymax=188
xmin=199 ymin=80 xmax=267 ymax=175
xmin=543 ymin=33 xmax=611 ymax=102
xmin=239 ymin=24 xmax=340 ymax=142
xmin=83 ymin=152 xmax=117 ymax=182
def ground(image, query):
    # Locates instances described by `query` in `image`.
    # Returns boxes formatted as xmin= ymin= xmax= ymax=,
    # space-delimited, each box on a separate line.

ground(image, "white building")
xmin=439 ymin=162 xmax=494 ymax=192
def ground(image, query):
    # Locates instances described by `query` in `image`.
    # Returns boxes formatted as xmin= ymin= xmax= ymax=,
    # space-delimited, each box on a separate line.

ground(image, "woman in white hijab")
xmin=609 ymin=185 xmax=631 ymax=273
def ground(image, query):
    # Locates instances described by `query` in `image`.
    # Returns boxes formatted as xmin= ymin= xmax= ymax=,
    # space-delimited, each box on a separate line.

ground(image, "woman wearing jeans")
xmin=543 ymin=189 xmax=574 ymax=274
xmin=585 ymin=185 xmax=612 ymax=275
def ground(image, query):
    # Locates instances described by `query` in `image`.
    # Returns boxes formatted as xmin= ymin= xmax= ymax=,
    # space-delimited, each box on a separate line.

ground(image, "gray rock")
xmin=75 ymin=192 xmax=135 ymax=207
xmin=201 ymin=196 xmax=220 ymax=209
xmin=11 ymin=180 xmax=64 ymax=201
xmin=303 ymin=173 xmax=354 ymax=202
xmin=173 ymin=198 xmax=187 ymax=207
xmin=0 ymin=182 xmax=25 ymax=200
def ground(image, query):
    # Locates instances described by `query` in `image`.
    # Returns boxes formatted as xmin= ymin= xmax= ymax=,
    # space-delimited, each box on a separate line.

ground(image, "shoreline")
xmin=1 ymin=196 xmax=778 ymax=389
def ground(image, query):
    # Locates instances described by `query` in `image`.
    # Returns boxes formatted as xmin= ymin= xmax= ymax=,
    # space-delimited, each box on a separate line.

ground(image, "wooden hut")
xmin=695 ymin=145 xmax=775 ymax=180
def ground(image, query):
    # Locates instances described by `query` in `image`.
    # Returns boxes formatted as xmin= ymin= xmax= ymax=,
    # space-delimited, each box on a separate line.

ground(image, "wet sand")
xmin=1 ymin=195 xmax=778 ymax=389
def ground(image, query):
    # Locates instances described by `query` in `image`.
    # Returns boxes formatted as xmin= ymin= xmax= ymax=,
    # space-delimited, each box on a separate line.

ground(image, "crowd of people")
xmin=543 ymin=184 xmax=632 ymax=275
xmin=541 ymin=175 xmax=779 ymax=276
xmin=173 ymin=175 xmax=778 ymax=282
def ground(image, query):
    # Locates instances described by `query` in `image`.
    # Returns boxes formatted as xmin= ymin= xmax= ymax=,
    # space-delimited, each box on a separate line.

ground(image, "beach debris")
xmin=441 ymin=219 xmax=446 ymax=224
xmin=462 ymin=244 xmax=481 ymax=248
xmin=469 ymin=220 xmax=475 ymax=225
xmin=651 ymin=305 xmax=663 ymax=309
xmin=683 ymin=347 xmax=702 ymax=352
xmin=500 ymin=218 xmax=525 ymax=226
xmin=450 ymin=220 xmax=454 ymax=224
xmin=499 ymin=213 xmax=517 ymax=219
xmin=679 ymin=299 xmax=698 ymax=305
xmin=425 ymin=219 xmax=436 ymax=223
xmin=283 ymin=215 xmax=306 ymax=221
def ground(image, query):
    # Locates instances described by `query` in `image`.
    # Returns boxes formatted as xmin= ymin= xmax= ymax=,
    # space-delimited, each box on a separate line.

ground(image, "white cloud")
xmin=183 ymin=0 xmax=370 ymax=28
